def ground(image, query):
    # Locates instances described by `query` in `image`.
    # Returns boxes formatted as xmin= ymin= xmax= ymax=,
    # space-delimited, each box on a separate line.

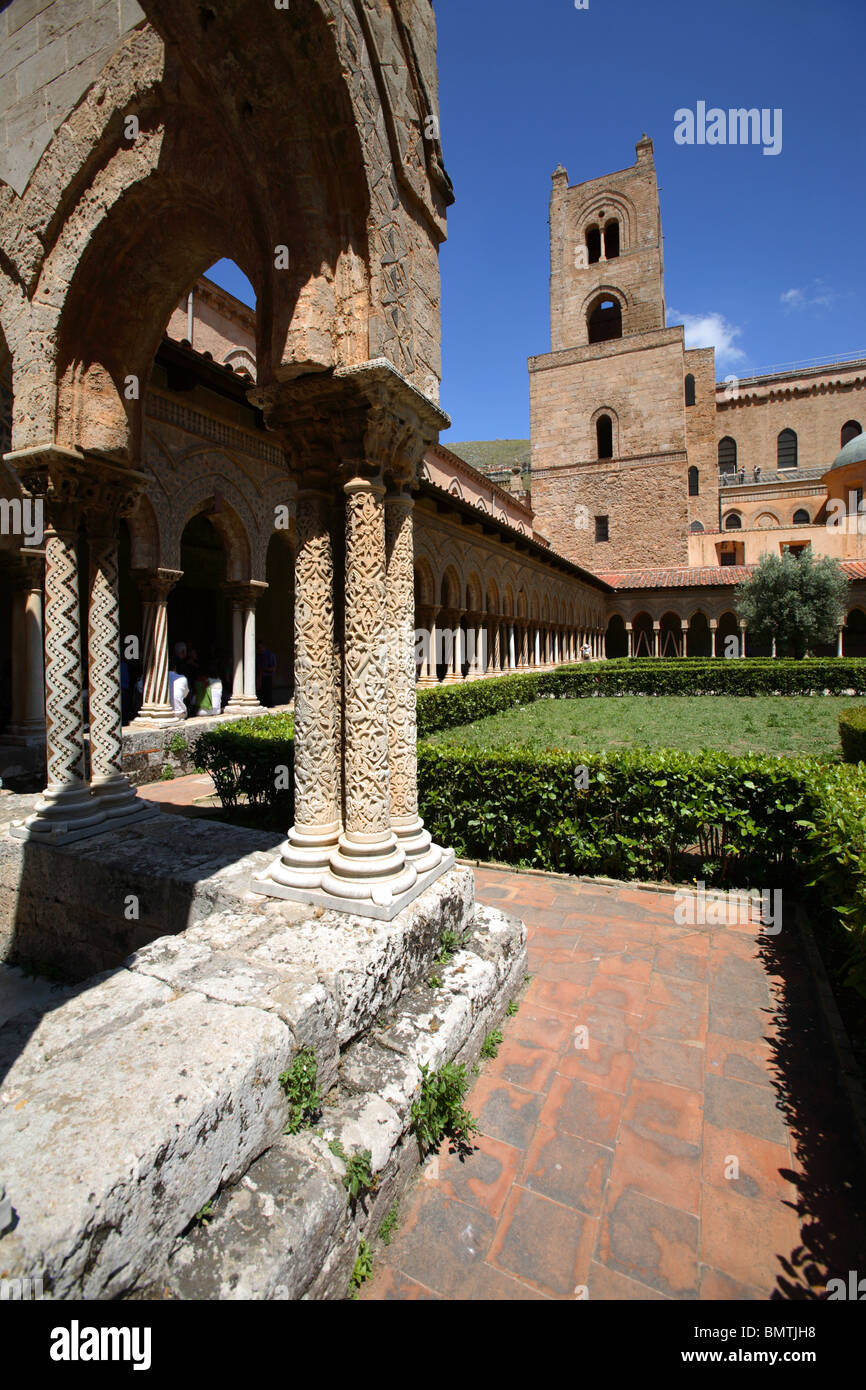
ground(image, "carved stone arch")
xmin=414 ymin=554 xmax=435 ymax=607
xmin=485 ymin=575 xmax=500 ymax=616
xmin=440 ymin=564 xmax=461 ymax=610
xmin=465 ymin=570 xmax=483 ymax=612
xmin=127 ymin=492 xmax=161 ymax=571
xmin=542 ymin=593 xmax=551 ymax=621
xmin=580 ymin=283 xmax=630 ymax=321
xmin=502 ymin=583 xmax=516 ymax=618
xmin=574 ymin=190 xmax=637 ymax=253
xmin=516 ymin=588 xmax=529 ymax=620
xmin=165 ymin=475 xmax=257 ymax=581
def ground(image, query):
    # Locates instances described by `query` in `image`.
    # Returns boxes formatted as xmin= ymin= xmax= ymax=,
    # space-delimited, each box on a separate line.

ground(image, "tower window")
xmin=690 ymin=521 xmax=704 ymax=532
xmin=684 ymin=374 xmax=696 ymax=407
xmin=585 ymin=226 xmax=602 ymax=264
xmin=596 ymin=414 xmax=613 ymax=459
xmin=793 ymin=508 xmax=810 ymax=525
xmin=842 ymin=420 xmax=862 ymax=447
xmin=718 ymin=436 xmax=737 ymax=474
xmin=777 ymin=428 xmax=798 ymax=469
xmin=595 ymin=515 xmax=609 ymax=542
xmin=603 ymin=220 xmax=620 ymax=259
xmin=688 ymin=466 xmax=699 ymax=497
xmin=588 ymin=296 xmax=622 ymax=344
xmin=724 ymin=512 xmax=742 ymax=530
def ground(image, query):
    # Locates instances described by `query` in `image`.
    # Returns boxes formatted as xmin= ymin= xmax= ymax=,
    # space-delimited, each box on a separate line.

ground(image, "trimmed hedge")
xmin=415 ymin=659 xmax=866 ymax=737
xmin=803 ymin=765 xmax=866 ymax=995
xmin=193 ymin=713 xmax=295 ymax=814
xmin=839 ymin=707 xmax=866 ymax=763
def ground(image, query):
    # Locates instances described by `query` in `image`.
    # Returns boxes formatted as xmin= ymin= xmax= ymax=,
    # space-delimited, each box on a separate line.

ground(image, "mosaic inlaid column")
xmin=17 ymin=512 xmax=105 ymax=837
xmin=322 ymin=473 xmax=415 ymax=907
xmin=267 ymin=486 xmax=342 ymax=889
xmin=382 ymin=484 xmax=440 ymax=873
xmin=133 ymin=569 xmax=182 ymax=725
xmin=88 ymin=525 xmax=155 ymax=824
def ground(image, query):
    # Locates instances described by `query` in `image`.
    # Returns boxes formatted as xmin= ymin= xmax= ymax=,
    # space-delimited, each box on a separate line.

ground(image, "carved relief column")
xmin=265 ymin=479 xmax=342 ymax=889
xmin=382 ymin=483 xmax=441 ymax=873
xmin=131 ymin=569 xmax=183 ymax=726
xmin=87 ymin=486 xmax=158 ymax=827
xmin=321 ymin=470 xmax=416 ymax=907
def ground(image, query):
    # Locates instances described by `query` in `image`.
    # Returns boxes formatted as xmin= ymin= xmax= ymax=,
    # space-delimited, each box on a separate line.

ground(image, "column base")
xmin=260 ymin=820 xmax=342 ymax=891
xmin=222 ymin=698 xmax=268 ymax=719
xmin=90 ymin=773 xmax=160 ymax=825
xmin=392 ymin=815 xmax=444 ymax=875
xmin=129 ymin=706 xmax=184 ymax=729
xmin=252 ymin=844 xmax=456 ymax=922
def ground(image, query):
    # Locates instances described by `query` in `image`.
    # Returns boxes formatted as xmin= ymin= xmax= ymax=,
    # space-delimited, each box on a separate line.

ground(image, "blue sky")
xmin=210 ymin=0 xmax=866 ymax=444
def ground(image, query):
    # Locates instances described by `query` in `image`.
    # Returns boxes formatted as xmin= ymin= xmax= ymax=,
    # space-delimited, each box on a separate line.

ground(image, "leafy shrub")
xmin=410 ymin=1062 xmax=478 ymax=1157
xmin=418 ymin=744 xmax=815 ymax=887
xmin=328 ymin=1139 xmax=378 ymax=1206
xmin=193 ymin=714 xmax=294 ymax=812
xmin=279 ymin=1047 xmax=322 ymax=1135
xmin=348 ymin=1240 xmax=373 ymax=1298
xmin=803 ymin=766 xmax=866 ymax=996
xmin=839 ymin=707 xmax=866 ymax=763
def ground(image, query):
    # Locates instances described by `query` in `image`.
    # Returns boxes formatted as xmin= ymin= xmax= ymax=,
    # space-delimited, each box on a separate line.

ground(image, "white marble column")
xmin=131 ymin=569 xmax=183 ymax=726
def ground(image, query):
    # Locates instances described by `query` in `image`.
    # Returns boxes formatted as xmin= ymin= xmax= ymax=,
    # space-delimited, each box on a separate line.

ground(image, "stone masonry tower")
xmin=530 ymin=137 xmax=719 ymax=570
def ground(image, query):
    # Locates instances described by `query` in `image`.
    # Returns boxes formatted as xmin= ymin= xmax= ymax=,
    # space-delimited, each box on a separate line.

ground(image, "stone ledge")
xmin=0 ymin=866 xmax=522 ymax=1300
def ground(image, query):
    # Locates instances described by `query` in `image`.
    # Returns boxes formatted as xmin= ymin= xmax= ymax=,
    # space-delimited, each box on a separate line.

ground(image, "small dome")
xmin=830 ymin=431 xmax=866 ymax=471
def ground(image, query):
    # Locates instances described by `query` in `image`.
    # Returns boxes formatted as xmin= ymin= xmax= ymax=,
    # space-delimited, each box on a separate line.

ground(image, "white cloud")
xmin=667 ymin=308 xmax=746 ymax=367
xmin=780 ymin=281 xmax=837 ymax=312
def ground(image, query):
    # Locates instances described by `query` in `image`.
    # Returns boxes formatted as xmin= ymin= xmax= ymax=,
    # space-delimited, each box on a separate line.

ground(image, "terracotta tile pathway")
xmin=363 ymin=866 xmax=866 ymax=1301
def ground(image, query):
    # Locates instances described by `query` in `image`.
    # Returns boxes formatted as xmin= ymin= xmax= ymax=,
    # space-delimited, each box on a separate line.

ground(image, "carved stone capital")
xmin=8 ymin=445 xmax=149 ymax=539
xmin=132 ymin=567 xmax=183 ymax=605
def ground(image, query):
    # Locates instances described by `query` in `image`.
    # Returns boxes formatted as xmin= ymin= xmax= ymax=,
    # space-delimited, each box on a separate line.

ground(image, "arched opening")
xmin=660 ymin=612 xmax=682 ymax=657
xmin=724 ymin=512 xmax=742 ymax=530
xmin=169 ymin=513 xmax=231 ymax=715
xmin=605 ymin=613 xmax=627 ymax=658
xmin=778 ymin=429 xmax=798 ymax=469
xmin=258 ymin=533 xmax=295 ymax=706
xmin=687 ymin=612 xmax=712 ymax=657
xmin=688 ymin=466 xmax=699 ymax=497
xmin=690 ymin=521 xmax=705 ymax=533
xmin=684 ymin=374 xmax=696 ymax=407
xmin=603 ymin=220 xmax=620 ymax=259
xmin=844 ymin=609 xmax=866 ymax=658
xmin=588 ymin=296 xmax=622 ymax=344
xmin=842 ymin=421 xmax=862 ymax=448
xmin=717 ymin=611 xmax=739 ymax=657
xmin=632 ymin=612 xmax=654 ymax=657
xmin=585 ymin=226 xmax=602 ymax=264
xmin=793 ymin=508 xmax=810 ymax=526
xmin=718 ymin=437 xmax=737 ymax=475
xmin=596 ymin=414 xmax=613 ymax=459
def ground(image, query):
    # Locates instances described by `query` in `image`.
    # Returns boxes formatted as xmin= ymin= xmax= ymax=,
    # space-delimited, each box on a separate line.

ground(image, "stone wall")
xmin=715 ymin=362 xmax=866 ymax=473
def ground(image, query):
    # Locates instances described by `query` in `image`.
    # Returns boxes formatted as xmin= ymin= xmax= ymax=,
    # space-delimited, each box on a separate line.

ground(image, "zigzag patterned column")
xmin=88 ymin=531 xmax=155 ymax=824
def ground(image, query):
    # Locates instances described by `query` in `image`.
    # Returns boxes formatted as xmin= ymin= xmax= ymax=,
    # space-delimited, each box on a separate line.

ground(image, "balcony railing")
xmin=718 ymin=465 xmax=829 ymax=487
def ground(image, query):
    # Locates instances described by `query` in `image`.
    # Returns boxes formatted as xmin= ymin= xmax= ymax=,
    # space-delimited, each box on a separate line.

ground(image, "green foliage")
xmin=429 ymin=974 xmax=442 ymax=989
xmin=160 ymin=764 xmax=174 ymax=781
xmin=505 ymin=1000 xmax=520 ymax=1017
xmin=192 ymin=714 xmax=295 ymax=812
xmin=802 ymin=766 xmax=866 ymax=997
xmin=735 ymin=552 xmax=850 ymax=659
xmin=348 ymin=1240 xmax=373 ymax=1299
xmin=480 ymin=1029 xmax=503 ymax=1060
xmin=378 ymin=1202 xmax=399 ymax=1247
xmin=410 ymin=1062 xmax=479 ymax=1157
xmin=192 ymin=1200 xmax=214 ymax=1228
xmin=328 ymin=1139 xmax=378 ymax=1205
xmin=168 ymin=733 xmax=189 ymax=755
xmin=839 ymin=707 xmax=866 ymax=763
xmin=418 ymin=743 xmax=814 ymax=887
xmin=434 ymin=927 xmax=469 ymax=964
xmin=279 ymin=1047 xmax=322 ymax=1135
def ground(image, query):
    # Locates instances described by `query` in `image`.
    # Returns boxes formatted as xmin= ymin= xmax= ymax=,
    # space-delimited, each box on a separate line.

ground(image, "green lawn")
xmin=422 ymin=695 xmax=862 ymax=760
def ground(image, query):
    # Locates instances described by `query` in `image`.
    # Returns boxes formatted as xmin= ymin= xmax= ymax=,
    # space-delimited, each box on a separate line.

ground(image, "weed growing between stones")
xmin=480 ymin=1029 xmax=503 ymax=1060
xmin=506 ymin=999 xmax=520 ymax=1017
xmin=435 ymin=927 xmax=470 ymax=965
xmin=160 ymin=764 xmax=174 ymax=781
xmin=411 ymin=1062 xmax=478 ymax=1160
xmin=279 ymin=1047 xmax=322 ymax=1135
xmin=348 ymin=1240 xmax=373 ymax=1299
xmin=169 ymin=734 xmax=189 ymax=755
xmin=192 ymin=1200 xmax=214 ymax=1229
xmin=378 ymin=1201 xmax=399 ymax=1246
xmin=328 ymin=1140 xmax=378 ymax=1207
xmin=429 ymin=974 xmax=442 ymax=988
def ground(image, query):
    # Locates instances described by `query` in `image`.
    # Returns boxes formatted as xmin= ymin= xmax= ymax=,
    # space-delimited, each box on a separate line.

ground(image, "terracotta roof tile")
xmin=596 ymin=560 xmax=866 ymax=590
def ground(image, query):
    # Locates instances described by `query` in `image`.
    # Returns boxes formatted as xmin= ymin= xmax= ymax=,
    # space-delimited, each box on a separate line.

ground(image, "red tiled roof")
xmin=597 ymin=560 xmax=866 ymax=590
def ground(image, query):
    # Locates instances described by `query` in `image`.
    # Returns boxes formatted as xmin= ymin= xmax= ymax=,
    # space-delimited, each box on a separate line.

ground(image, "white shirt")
xmin=169 ymin=671 xmax=189 ymax=716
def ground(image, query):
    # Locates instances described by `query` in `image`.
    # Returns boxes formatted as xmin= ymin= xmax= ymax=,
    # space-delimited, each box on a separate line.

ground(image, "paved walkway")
xmin=364 ymin=866 xmax=866 ymax=1301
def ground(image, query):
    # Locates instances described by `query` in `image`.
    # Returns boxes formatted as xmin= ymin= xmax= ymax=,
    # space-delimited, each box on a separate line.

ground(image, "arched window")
xmin=718 ymin=436 xmax=737 ymax=474
xmin=585 ymin=226 xmax=601 ymax=264
xmin=842 ymin=420 xmax=862 ymax=447
xmin=596 ymin=414 xmax=613 ymax=459
xmin=588 ymin=296 xmax=622 ymax=344
xmin=777 ymin=428 xmax=798 ymax=469
xmin=724 ymin=512 xmax=742 ymax=530
xmin=688 ymin=466 xmax=699 ymax=496
xmin=689 ymin=521 xmax=704 ymax=533
xmin=684 ymin=374 xmax=696 ymax=407
xmin=793 ymin=508 xmax=810 ymax=526
xmin=604 ymin=219 xmax=620 ymax=259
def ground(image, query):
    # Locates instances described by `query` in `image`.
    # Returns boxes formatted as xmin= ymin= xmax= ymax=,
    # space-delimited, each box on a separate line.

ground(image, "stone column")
xmin=426 ymin=604 xmax=441 ymax=684
xmin=265 ymin=483 xmax=342 ymax=889
xmin=680 ymin=621 xmax=689 ymax=657
xmin=534 ymin=627 xmax=541 ymax=667
xmin=322 ymin=472 xmax=416 ymax=907
xmin=222 ymin=591 xmax=246 ymax=715
xmin=7 ymin=552 xmax=46 ymax=742
xmin=87 ymin=517 xmax=156 ymax=825
xmin=837 ymin=625 xmax=845 ymax=658
xmin=710 ymin=620 xmax=719 ymax=658
xmin=626 ymin=624 xmax=634 ymax=658
xmin=382 ymin=484 xmax=440 ymax=874
xmin=131 ymin=569 xmax=183 ymax=726
xmin=740 ymin=622 xmax=748 ymax=659
xmin=652 ymin=623 xmax=661 ymax=658
xmin=508 ymin=623 xmax=516 ymax=669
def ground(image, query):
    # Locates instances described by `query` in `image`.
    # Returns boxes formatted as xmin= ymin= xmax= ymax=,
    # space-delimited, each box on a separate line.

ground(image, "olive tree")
xmin=735 ymin=551 xmax=849 ymax=659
